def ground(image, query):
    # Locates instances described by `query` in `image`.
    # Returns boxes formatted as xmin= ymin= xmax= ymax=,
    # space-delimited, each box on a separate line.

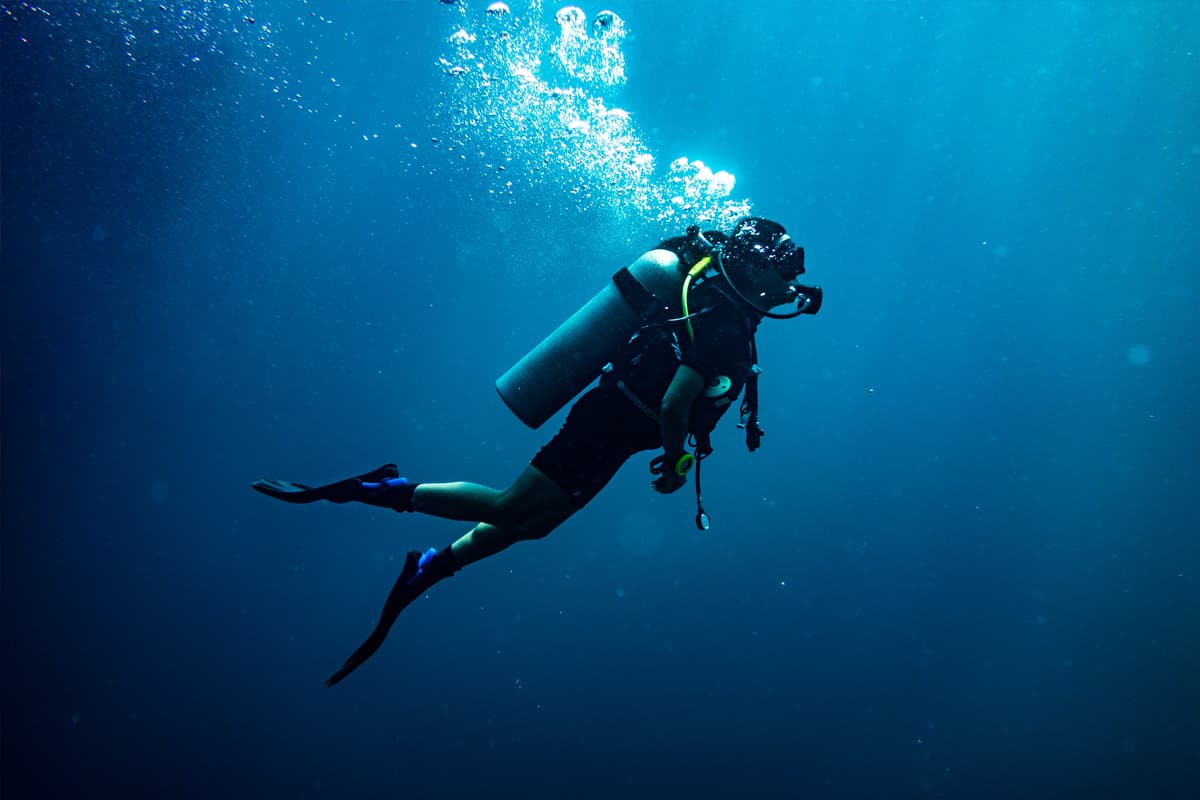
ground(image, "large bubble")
xmin=551 ymin=5 xmax=625 ymax=85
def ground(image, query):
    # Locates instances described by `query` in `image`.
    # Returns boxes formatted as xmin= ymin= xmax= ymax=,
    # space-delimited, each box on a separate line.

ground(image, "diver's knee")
xmin=487 ymin=500 xmax=520 ymax=528
xmin=517 ymin=525 xmax=554 ymax=542
xmin=492 ymin=487 xmax=542 ymax=527
xmin=517 ymin=509 xmax=573 ymax=541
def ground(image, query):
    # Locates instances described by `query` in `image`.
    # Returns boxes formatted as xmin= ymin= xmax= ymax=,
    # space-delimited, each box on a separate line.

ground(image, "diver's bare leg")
xmin=412 ymin=465 xmax=569 ymax=528
xmin=449 ymin=502 xmax=577 ymax=568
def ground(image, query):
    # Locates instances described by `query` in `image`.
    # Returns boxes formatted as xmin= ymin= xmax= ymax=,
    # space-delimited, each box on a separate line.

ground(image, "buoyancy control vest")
xmin=601 ymin=233 xmax=765 ymax=452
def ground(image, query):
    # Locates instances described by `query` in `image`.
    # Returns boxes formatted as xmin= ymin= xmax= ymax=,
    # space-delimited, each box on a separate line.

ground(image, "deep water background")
xmin=3 ymin=1 xmax=1198 ymax=798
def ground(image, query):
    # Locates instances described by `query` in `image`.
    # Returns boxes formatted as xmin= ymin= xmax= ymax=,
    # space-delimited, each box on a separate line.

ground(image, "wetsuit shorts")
xmin=531 ymin=384 xmax=662 ymax=507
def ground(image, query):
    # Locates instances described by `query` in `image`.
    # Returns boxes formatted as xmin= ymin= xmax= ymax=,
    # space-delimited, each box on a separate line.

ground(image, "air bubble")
xmin=1126 ymin=345 xmax=1152 ymax=366
xmin=593 ymin=10 xmax=621 ymax=35
xmin=437 ymin=2 xmax=751 ymax=226
xmin=556 ymin=6 xmax=586 ymax=28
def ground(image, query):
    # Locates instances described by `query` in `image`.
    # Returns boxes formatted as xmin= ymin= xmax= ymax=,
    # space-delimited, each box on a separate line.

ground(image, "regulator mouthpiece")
xmin=793 ymin=284 xmax=823 ymax=315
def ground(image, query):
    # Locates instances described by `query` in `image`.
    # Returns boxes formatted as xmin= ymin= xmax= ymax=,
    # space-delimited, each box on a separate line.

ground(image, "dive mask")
xmin=729 ymin=217 xmax=805 ymax=281
xmin=757 ymin=235 xmax=806 ymax=281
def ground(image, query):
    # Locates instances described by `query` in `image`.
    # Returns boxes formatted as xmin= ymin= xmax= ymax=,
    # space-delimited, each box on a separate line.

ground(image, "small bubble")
xmin=148 ymin=481 xmax=170 ymax=503
xmin=1126 ymin=344 xmax=1152 ymax=366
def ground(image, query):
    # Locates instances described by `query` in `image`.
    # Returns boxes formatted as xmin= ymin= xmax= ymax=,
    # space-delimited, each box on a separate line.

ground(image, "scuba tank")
xmin=495 ymin=248 xmax=685 ymax=429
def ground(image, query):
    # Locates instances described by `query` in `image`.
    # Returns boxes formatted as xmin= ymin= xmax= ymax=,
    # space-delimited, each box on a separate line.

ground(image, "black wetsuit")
xmin=531 ymin=278 xmax=757 ymax=507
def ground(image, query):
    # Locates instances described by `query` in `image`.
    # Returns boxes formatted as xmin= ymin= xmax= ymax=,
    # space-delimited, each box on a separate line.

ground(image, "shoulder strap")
xmin=613 ymin=266 xmax=669 ymax=324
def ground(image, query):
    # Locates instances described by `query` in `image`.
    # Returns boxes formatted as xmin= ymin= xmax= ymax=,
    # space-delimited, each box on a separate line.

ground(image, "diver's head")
xmin=719 ymin=217 xmax=819 ymax=316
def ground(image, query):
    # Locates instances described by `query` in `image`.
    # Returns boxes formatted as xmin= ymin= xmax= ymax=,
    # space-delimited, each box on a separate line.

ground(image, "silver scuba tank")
xmin=495 ymin=249 xmax=683 ymax=429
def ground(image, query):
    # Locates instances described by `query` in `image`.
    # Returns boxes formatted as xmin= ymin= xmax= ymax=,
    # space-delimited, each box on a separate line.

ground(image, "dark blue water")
xmin=3 ymin=2 xmax=1197 ymax=798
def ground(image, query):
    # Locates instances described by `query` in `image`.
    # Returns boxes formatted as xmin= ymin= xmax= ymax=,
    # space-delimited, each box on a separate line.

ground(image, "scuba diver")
xmin=252 ymin=217 xmax=822 ymax=686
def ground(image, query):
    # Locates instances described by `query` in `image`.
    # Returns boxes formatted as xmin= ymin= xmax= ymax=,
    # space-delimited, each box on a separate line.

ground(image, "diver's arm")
xmin=660 ymin=364 xmax=703 ymax=458
xmin=656 ymin=365 xmax=705 ymax=493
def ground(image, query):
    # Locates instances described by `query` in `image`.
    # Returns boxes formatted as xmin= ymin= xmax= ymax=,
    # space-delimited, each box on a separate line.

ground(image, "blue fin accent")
xmin=417 ymin=547 xmax=438 ymax=572
xmin=360 ymin=476 xmax=409 ymax=490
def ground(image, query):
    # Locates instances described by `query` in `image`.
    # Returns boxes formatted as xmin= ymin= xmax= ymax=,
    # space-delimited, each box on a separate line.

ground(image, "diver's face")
xmin=739 ymin=232 xmax=806 ymax=308
xmin=749 ymin=267 xmax=802 ymax=309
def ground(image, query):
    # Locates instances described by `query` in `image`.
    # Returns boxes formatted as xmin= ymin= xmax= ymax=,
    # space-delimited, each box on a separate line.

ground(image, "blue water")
xmin=3 ymin=2 xmax=1198 ymax=798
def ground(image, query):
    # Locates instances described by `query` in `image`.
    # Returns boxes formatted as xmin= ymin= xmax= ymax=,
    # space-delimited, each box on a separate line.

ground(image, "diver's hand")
xmin=652 ymin=471 xmax=688 ymax=494
xmin=649 ymin=451 xmax=692 ymax=494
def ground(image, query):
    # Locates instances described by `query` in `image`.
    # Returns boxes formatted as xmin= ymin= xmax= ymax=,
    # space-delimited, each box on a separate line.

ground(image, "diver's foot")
xmin=352 ymin=475 xmax=418 ymax=512
xmin=252 ymin=464 xmax=410 ymax=507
